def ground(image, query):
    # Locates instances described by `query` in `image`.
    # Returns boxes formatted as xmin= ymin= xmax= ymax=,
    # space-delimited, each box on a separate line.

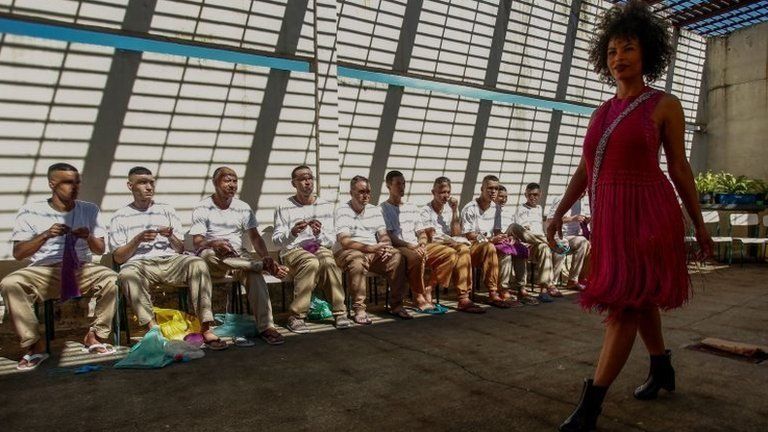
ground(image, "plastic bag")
xmin=307 ymin=295 xmax=332 ymax=321
xmin=114 ymin=328 xmax=174 ymax=369
xmin=212 ymin=313 xmax=258 ymax=338
xmin=154 ymin=307 xmax=201 ymax=341
xmin=164 ymin=340 xmax=205 ymax=361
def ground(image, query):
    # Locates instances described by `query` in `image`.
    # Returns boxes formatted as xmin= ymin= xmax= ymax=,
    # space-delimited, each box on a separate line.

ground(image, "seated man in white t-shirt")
xmin=495 ymin=185 xmax=536 ymax=306
xmin=381 ymin=170 xmax=455 ymax=314
xmin=420 ymin=177 xmax=485 ymax=313
xmin=546 ymin=191 xmax=590 ymax=290
xmin=273 ymin=165 xmax=352 ymax=333
xmin=110 ymin=166 xmax=226 ymax=350
xmin=190 ymin=166 xmax=289 ymax=346
xmin=460 ymin=175 xmax=512 ymax=308
xmin=508 ymin=182 xmax=559 ymax=302
xmin=0 ymin=163 xmax=118 ymax=371
xmin=334 ymin=175 xmax=411 ymax=324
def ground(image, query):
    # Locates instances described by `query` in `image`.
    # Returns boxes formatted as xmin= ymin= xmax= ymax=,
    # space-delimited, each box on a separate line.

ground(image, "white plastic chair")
xmin=729 ymin=214 xmax=768 ymax=264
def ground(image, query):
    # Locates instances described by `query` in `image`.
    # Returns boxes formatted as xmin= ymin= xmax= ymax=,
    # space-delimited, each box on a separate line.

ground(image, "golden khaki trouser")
xmin=281 ymin=247 xmax=346 ymax=318
xmin=470 ymin=241 xmax=499 ymax=293
xmin=430 ymin=242 xmax=472 ymax=299
xmin=499 ymin=254 xmax=528 ymax=292
xmin=507 ymin=224 xmax=554 ymax=286
xmin=552 ymin=235 xmax=591 ymax=283
xmin=398 ymin=244 xmax=457 ymax=297
xmin=334 ymin=248 xmax=406 ymax=313
xmin=199 ymin=249 xmax=274 ymax=333
xmin=118 ymin=255 xmax=214 ymax=327
xmin=0 ymin=263 xmax=118 ymax=348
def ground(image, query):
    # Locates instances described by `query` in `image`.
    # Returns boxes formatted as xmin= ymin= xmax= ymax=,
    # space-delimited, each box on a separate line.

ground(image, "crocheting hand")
xmin=70 ymin=227 xmax=91 ymax=239
xmin=45 ymin=223 xmax=69 ymax=239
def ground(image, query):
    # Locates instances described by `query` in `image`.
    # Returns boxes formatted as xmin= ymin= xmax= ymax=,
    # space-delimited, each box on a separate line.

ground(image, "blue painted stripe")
xmin=0 ymin=17 xmax=310 ymax=73
xmin=338 ymin=66 xmax=596 ymax=115
xmin=0 ymin=15 xmax=595 ymax=114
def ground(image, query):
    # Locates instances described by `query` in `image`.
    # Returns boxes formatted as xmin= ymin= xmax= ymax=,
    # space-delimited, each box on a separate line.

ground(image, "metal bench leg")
xmin=44 ymin=299 xmax=55 ymax=355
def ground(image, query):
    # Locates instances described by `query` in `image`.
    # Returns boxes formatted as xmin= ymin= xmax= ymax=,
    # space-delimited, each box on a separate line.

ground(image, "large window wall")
xmin=0 ymin=0 xmax=709 ymax=258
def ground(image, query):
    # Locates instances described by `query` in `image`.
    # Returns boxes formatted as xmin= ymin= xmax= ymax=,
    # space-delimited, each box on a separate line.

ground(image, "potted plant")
xmin=694 ymin=171 xmax=716 ymax=204
xmin=714 ymin=172 xmax=756 ymax=205
xmin=748 ymin=179 xmax=767 ymax=205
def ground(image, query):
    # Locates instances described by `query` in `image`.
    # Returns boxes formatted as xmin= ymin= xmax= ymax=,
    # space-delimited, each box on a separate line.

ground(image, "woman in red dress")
xmin=547 ymin=2 xmax=714 ymax=431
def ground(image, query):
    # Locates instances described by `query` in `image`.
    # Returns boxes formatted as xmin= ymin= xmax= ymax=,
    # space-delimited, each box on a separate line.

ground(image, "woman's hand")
xmin=695 ymin=227 xmax=714 ymax=263
xmin=546 ymin=216 xmax=563 ymax=251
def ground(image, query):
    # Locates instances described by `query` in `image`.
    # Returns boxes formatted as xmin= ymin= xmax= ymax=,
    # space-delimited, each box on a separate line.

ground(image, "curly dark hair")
xmin=588 ymin=0 xmax=673 ymax=85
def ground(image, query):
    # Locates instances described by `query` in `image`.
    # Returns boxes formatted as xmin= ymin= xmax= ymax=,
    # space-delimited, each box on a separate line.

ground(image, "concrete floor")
xmin=0 ymin=264 xmax=766 ymax=432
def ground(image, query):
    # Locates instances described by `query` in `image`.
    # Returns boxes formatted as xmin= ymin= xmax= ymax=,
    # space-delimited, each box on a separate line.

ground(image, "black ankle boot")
xmin=559 ymin=379 xmax=607 ymax=432
xmin=634 ymin=349 xmax=675 ymax=400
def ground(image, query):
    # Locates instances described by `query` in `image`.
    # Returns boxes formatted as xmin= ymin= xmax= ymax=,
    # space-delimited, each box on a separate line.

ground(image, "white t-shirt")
xmin=546 ymin=195 xmax=590 ymax=237
xmin=380 ymin=201 xmax=424 ymax=245
xmin=420 ymin=202 xmax=457 ymax=240
xmin=514 ymin=203 xmax=544 ymax=235
xmin=334 ymin=201 xmax=386 ymax=247
xmin=109 ymin=202 xmax=182 ymax=262
xmin=273 ymin=196 xmax=335 ymax=251
xmin=460 ymin=199 xmax=501 ymax=237
xmin=189 ymin=197 xmax=258 ymax=254
xmin=11 ymin=200 xmax=105 ymax=266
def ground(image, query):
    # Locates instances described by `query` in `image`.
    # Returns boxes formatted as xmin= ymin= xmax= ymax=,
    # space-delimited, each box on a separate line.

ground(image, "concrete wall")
xmin=694 ymin=22 xmax=768 ymax=180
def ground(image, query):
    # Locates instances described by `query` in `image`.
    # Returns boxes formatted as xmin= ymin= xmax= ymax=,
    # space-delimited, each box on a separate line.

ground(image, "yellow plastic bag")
xmin=153 ymin=307 xmax=201 ymax=341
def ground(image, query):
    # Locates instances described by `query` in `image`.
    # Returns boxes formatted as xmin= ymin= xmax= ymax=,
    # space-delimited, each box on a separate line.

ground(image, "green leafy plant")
xmin=748 ymin=179 xmax=768 ymax=198
xmin=694 ymin=171 xmax=717 ymax=194
xmin=713 ymin=172 xmax=753 ymax=195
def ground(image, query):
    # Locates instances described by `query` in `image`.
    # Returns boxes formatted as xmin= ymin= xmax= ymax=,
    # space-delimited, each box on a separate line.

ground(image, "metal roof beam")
xmin=675 ymin=0 xmax=764 ymax=28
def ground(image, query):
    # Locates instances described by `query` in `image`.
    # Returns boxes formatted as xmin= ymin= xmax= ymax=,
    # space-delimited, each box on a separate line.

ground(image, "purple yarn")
xmin=580 ymin=221 xmax=591 ymax=240
xmin=60 ymin=233 xmax=82 ymax=301
xmin=300 ymin=239 xmax=322 ymax=254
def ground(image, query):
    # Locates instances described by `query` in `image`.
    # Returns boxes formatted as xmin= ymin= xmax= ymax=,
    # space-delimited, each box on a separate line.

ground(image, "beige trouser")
xmin=426 ymin=242 xmax=472 ymax=299
xmin=334 ymin=248 xmax=406 ymax=313
xmin=118 ymin=255 xmax=214 ymax=327
xmin=499 ymin=254 xmax=528 ymax=292
xmin=398 ymin=244 xmax=457 ymax=297
xmin=470 ymin=241 xmax=499 ymax=293
xmin=552 ymin=235 xmax=591 ymax=283
xmin=0 ymin=263 xmax=118 ymax=348
xmin=507 ymin=224 xmax=554 ymax=286
xmin=282 ymin=246 xmax=346 ymax=319
xmin=199 ymin=249 xmax=274 ymax=333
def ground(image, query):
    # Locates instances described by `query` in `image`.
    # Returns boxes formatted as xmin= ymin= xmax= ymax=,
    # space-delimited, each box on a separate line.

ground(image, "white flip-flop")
xmin=83 ymin=343 xmax=117 ymax=355
xmin=233 ymin=336 xmax=255 ymax=347
xmin=16 ymin=353 xmax=50 ymax=371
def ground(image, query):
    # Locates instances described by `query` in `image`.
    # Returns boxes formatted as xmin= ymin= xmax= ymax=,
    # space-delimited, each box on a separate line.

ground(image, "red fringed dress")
xmin=581 ymin=86 xmax=689 ymax=316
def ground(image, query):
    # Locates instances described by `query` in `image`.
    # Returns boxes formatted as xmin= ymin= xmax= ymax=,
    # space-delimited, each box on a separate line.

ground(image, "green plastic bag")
xmin=212 ymin=313 xmax=258 ymax=338
xmin=307 ymin=295 xmax=332 ymax=321
xmin=114 ymin=328 xmax=174 ymax=369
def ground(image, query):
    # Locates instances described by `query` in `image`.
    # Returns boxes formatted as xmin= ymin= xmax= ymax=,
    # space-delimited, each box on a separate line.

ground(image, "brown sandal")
xmin=259 ymin=328 xmax=285 ymax=345
xmin=388 ymin=308 xmax=414 ymax=320
xmin=353 ymin=312 xmax=373 ymax=325
xmin=486 ymin=297 xmax=512 ymax=309
xmin=457 ymin=300 xmax=486 ymax=314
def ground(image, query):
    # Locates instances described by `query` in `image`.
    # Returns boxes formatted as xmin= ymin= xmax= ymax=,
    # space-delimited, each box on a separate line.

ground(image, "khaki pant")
xmin=199 ymin=249 xmax=274 ymax=333
xmin=427 ymin=242 xmax=472 ymax=299
xmin=507 ymin=224 xmax=554 ymax=286
xmin=0 ymin=263 xmax=118 ymax=348
xmin=398 ymin=244 xmax=457 ymax=296
xmin=334 ymin=248 xmax=406 ymax=313
xmin=118 ymin=255 xmax=214 ymax=327
xmin=470 ymin=241 xmax=499 ymax=293
xmin=499 ymin=254 xmax=528 ymax=292
xmin=553 ymin=235 xmax=590 ymax=283
xmin=282 ymin=246 xmax=346 ymax=318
